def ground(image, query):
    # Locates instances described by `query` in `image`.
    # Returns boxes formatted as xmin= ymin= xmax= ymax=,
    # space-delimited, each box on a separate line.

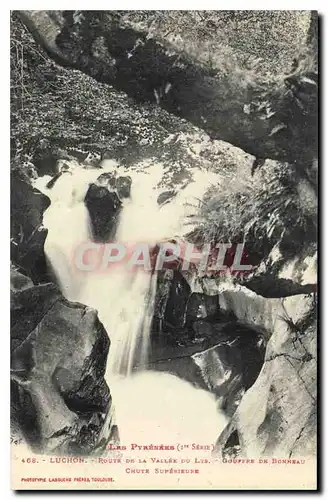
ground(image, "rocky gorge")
xmin=10 ymin=11 xmax=317 ymax=461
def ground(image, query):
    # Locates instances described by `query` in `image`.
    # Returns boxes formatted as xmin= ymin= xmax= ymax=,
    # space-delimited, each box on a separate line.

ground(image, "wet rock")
xmin=33 ymin=154 xmax=59 ymax=176
xmin=215 ymin=290 xmax=317 ymax=458
xmin=186 ymin=293 xmax=220 ymax=322
xmin=152 ymin=270 xmax=174 ymax=333
xmin=84 ymin=151 xmax=102 ymax=167
xmin=10 ymin=265 xmax=34 ymax=293
xmin=84 ymin=183 xmax=122 ymax=242
xmin=11 ymin=175 xmax=50 ymax=242
xmin=222 ymin=430 xmax=241 ymax=459
xmin=157 ymin=190 xmax=176 ymax=206
xmin=116 ymin=175 xmax=132 ymax=199
xmin=11 ymin=281 xmax=114 ymax=455
xmin=191 ymin=320 xmax=214 ymax=341
xmin=154 ymin=270 xmax=191 ymax=331
xmin=217 ymin=283 xmax=315 ymax=340
xmin=242 ymin=275 xmax=316 ymax=298
xmin=192 ymin=324 xmax=265 ymax=416
xmin=95 ymin=172 xmax=132 ymax=201
xmin=11 ymin=281 xmax=62 ymax=359
xmin=165 ymin=272 xmax=191 ymax=329
xmin=240 ymin=245 xmax=317 ymax=297
xmin=96 ymin=171 xmax=117 ymax=189
xmin=46 ymin=171 xmax=63 ymax=189
xmin=11 ymin=175 xmax=51 ymax=283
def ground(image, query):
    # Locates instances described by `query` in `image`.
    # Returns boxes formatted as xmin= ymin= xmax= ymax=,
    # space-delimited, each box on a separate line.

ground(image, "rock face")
xmin=11 ymin=271 xmax=115 ymax=455
xmin=186 ymin=293 xmax=220 ymax=323
xmin=164 ymin=271 xmax=191 ymax=329
xmin=10 ymin=264 xmax=34 ymax=293
xmin=215 ymin=289 xmax=317 ymax=458
xmin=11 ymin=175 xmax=51 ymax=283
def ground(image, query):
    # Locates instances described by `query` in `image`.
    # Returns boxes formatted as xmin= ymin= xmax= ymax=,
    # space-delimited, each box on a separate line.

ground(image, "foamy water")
xmin=109 ymin=371 xmax=227 ymax=459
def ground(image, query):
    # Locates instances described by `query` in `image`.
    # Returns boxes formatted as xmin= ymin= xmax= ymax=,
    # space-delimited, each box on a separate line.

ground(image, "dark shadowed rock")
xmin=96 ymin=172 xmax=117 ymax=190
xmin=11 ymin=175 xmax=51 ymax=283
xmin=154 ymin=270 xmax=191 ymax=331
xmin=46 ymin=171 xmax=63 ymax=189
xmin=96 ymin=172 xmax=132 ymax=200
xmin=157 ymin=190 xmax=176 ymax=206
xmin=186 ymin=293 xmax=220 ymax=322
xmin=84 ymin=172 xmax=132 ymax=242
xmin=192 ymin=323 xmax=265 ymax=416
xmin=11 ymin=278 xmax=115 ymax=455
xmin=11 ymin=280 xmax=61 ymax=353
xmin=11 ymin=176 xmax=50 ymax=237
xmin=116 ymin=176 xmax=132 ymax=199
xmin=33 ymin=153 xmax=59 ymax=177
xmin=239 ymin=247 xmax=317 ymax=298
xmin=152 ymin=269 xmax=174 ymax=334
xmin=84 ymin=182 xmax=122 ymax=242
xmin=10 ymin=265 xmax=34 ymax=293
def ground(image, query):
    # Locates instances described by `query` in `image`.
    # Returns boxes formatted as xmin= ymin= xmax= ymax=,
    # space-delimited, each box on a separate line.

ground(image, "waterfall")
xmin=34 ymin=161 xmax=227 ymax=456
xmin=35 ymin=163 xmax=155 ymax=375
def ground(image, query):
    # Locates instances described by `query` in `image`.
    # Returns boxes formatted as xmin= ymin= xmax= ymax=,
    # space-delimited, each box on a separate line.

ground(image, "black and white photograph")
xmin=9 ymin=9 xmax=318 ymax=490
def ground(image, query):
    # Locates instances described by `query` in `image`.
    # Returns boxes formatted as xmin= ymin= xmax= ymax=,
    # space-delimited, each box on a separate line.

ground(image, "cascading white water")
xmin=34 ymin=160 xmax=227 ymax=457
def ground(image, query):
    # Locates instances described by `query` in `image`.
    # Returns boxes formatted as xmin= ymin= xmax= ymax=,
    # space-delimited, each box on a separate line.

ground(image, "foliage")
xmin=189 ymin=161 xmax=317 ymax=258
xmin=120 ymin=10 xmax=314 ymax=77
xmin=10 ymin=12 xmax=201 ymax=174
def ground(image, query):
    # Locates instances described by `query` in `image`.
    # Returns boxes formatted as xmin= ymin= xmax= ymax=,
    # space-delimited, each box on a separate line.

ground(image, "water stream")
xmin=34 ymin=161 xmax=226 ymax=455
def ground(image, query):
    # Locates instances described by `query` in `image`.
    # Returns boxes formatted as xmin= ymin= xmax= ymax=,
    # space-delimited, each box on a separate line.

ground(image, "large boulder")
xmin=11 ymin=175 xmax=51 ymax=283
xmin=84 ymin=171 xmax=132 ymax=242
xmin=96 ymin=171 xmax=117 ymax=190
xmin=84 ymin=182 xmax=122 ymax=242
xmin=11 ymin=272 xmax=116 ymax=455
